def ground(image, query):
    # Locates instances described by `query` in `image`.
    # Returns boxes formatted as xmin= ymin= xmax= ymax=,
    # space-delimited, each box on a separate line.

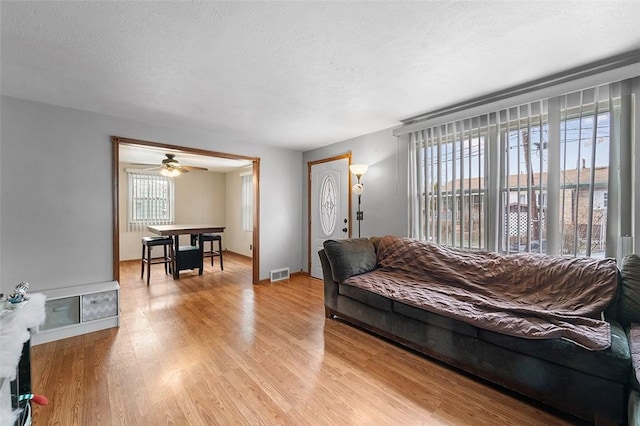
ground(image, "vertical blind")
xmin=556 ymin=85 xmax=618 ymax=257
xmin=408 ymin=117 xmax=488 ymax=250
xmin=127 ymin=171 xmax=175 ymax=232
xmin=408 ymin=80 xmax=629 ymax=258
xmin=241 ymin=173 xmax=253 ymax=232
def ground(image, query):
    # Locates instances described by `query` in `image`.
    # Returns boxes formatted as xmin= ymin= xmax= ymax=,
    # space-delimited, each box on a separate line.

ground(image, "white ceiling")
xmin=2 ymin=1 xmax=640 ymax=153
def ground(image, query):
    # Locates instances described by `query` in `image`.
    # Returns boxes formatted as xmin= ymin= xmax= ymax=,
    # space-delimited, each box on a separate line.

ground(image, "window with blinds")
xmin=499 ymin=101 xmax=548 ymax=254
xmin=127 ymin=172 xmax=175 ymax=232
xmin=408 ymin=80 xmax=628 ymax=258
xmin=498 ymin=88 xmax=616 ymax=256
xmin=409 ymin=119 xmax=487 ymax=249
xmin=241 ymin=173 xmax=253 ymax=232
xmin=557 ymin=86 xmax=615 ymax=257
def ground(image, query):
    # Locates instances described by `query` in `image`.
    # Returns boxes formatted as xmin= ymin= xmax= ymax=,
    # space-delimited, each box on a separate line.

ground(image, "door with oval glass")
xmin=310 ymin=156 xmax=349 ymax=279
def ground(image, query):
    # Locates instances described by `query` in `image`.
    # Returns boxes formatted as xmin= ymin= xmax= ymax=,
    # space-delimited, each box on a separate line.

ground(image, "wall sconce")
xmin=350 ymin=164 xmax=368 ymax=238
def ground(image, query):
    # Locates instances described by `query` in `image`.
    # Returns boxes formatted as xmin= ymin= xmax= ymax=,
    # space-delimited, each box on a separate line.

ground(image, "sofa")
xmin=319 ymin=235 xmax=640 ymax=425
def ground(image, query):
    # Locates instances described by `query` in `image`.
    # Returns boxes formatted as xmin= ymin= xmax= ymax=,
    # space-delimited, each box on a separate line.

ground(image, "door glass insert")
xmin=319 ymin=174 xmax=338 ymax=236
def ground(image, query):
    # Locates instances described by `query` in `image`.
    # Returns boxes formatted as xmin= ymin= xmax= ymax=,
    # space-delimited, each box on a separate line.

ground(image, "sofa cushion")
xmin=339 ymin=283 xmax=392 ymax=312
xmin=393 ymin=302 xmax=478 ymax=338
xmin=479 ymin=320 xmax=630 ymax=383
xmin=618 ymin=254 xmax=640 ymax=328
xmin=323 ymin=238 xmax=377 ymax=283
xmin=628 ymin=324 xmax=640 ymax=391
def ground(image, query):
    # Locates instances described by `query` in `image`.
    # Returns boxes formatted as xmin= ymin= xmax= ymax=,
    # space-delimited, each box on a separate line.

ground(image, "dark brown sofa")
xmin=319 ymin=236 xmax=640 ymax=425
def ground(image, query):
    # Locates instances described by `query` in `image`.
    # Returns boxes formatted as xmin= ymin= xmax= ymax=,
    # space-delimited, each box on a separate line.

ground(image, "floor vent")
xmin=270 ymin=267 xmax=290 ymax=282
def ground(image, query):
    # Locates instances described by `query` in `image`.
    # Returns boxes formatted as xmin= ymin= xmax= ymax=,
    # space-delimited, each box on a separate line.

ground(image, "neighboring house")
xmin=438 ymin=166 xmax=609 ymax=252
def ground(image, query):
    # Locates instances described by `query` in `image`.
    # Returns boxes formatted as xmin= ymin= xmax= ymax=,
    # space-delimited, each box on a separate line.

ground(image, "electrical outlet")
xmin=250 ymin=244 xmax=253 ymax=250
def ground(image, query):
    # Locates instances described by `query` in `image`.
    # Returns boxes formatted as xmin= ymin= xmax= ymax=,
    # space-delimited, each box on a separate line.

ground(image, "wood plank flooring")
xmin=30 ymin=253 xmax=582 ymax=425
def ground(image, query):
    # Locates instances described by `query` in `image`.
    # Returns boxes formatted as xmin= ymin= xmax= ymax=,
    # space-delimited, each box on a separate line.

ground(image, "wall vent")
xmin=270 ymin=267 xmax=290 ymax=282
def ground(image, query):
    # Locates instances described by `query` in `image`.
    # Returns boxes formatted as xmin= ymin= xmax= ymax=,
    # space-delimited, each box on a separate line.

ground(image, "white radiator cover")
xmin=270 ymin=267 xmax=290 ymax=282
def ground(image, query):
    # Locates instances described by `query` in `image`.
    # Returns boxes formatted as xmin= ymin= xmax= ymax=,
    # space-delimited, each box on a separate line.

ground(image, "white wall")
xmin=0 ymin=96 xmax=303 ymax=293
xmin=302 ymin=127 xmax=408 ymax=271
xmin=175 ymin=170 xmax=226 ymax=225
xmin=225 ymin=167 xmax=253 ymax=257
xmin=118 ymin=165 xmax=227 ymax=260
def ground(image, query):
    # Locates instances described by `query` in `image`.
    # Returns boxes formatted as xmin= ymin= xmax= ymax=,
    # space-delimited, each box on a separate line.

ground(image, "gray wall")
xmin=302 ymin=127 xmax=408 ymax=270
xmin=0 ymin=96 xmax=302 ymax=293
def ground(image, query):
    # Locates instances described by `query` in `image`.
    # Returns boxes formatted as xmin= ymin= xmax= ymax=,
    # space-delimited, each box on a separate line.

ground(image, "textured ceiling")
xmin=2 ymin=1 xmax=640 ymax=152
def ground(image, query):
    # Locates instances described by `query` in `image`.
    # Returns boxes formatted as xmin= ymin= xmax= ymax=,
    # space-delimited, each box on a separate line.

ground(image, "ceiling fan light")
xmin=160 ymin=168 xmax=181 ymax=177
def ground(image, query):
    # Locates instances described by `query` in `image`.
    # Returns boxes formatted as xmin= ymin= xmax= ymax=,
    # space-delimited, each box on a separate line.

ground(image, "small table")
xmin=147 ymin=225 xmax=225 ymax=279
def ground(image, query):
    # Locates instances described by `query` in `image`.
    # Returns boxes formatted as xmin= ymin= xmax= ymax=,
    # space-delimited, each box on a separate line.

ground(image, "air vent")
xmin=270 ymin=267 xmax=290 ymax=282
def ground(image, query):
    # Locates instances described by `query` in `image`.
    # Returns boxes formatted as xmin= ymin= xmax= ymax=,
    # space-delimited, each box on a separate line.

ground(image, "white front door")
xmin=310 ymin=157 xmax=350 ymax=279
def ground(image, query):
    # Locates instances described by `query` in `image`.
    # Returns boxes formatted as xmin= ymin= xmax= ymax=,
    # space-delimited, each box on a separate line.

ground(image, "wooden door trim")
xmin=111 ymin=136 xmax=261 ymax=284
xmin=307 ymin=153 xmax=352 ymax=274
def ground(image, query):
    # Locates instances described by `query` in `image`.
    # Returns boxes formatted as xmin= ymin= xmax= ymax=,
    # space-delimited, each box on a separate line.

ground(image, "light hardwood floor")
xmin=31 ymin=253 xmax=582 ymax=425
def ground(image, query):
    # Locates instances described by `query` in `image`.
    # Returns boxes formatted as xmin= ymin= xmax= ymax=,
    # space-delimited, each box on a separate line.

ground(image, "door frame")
xmin=111 ymin=136 xmax=261 ymax=285
xmin=307 ymin=152 xmax=352 ymax=274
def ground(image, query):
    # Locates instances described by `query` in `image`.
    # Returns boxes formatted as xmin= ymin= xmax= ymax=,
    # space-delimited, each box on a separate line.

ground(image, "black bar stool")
xmin=141 ymin=236 xmax=174 ymax=285
xmin=191 ymin=233 xmax=224 ymax=270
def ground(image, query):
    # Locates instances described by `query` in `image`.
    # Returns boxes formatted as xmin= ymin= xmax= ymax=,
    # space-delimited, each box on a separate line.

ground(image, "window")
xmin=408 ymin=81 xmax=628 ymax=258
xmin=127 ymin=172 xmax=174 ymax=232
xmin=409 ymin=119 xmax=486 ymax=249
xmin=557 ymin=91 xmax=612 ymax=257
xmin=241 ymin=173 xmax=253 ymax=232
xmin=500 ymin=102 xmax=548 ymax=254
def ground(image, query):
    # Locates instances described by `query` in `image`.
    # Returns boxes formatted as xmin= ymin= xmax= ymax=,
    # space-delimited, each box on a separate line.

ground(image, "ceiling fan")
xmin=133 ymin=153 xmax=208 ymax=177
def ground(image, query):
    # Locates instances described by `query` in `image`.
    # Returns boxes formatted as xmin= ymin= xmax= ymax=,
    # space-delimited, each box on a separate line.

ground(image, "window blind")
xmin=409 ymin=117 xmax=487 ymax=250
xmin=241 ymin=173 xmax=253 ymax=232
xmin=407 ymin=80 xmax=632 ymax=258
xmin=127 ymin=171 xmax=175 ymax=232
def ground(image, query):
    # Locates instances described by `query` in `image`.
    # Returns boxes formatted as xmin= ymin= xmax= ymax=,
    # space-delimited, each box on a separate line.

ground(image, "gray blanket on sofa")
xmin=342 ymin=236 xmax=619 ymax=350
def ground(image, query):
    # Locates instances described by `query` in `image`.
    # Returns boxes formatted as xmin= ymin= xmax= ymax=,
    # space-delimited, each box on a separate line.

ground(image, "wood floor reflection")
xmin=30 ymin=253 xmax=581 ymax=425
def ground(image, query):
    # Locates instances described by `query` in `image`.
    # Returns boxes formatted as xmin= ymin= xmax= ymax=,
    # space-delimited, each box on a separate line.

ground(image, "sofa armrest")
xmin=318 ymin=249 xmax=339 ymax=316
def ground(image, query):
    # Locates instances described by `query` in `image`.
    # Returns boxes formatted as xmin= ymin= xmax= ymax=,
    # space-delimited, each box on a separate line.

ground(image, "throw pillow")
xmin=618 ymin=254 xmax=640 ymax=327
xmin=323 ymin=238 xmax=377 ymax=283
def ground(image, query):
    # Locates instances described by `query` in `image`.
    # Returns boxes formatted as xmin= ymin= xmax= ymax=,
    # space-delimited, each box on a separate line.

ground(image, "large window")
xmin=408 ymin=81 xmax=630 ymax=258
xmin=127 ymin=172 xmax=175 ymax=232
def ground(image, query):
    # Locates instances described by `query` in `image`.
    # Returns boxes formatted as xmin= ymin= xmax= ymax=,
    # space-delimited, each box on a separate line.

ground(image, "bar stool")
xmin=191 ymin=233 xmax=224 ymax=270
xmin=141 ymin=236 xmax=174 ymax=285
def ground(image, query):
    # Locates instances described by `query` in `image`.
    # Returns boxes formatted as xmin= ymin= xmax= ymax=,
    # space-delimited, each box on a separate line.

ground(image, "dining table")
xmin=147 ymin=224 xmax=226 ymax=279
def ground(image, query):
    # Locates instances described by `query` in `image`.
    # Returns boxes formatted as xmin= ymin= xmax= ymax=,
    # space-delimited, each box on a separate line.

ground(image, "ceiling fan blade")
xmin=181 ymin=165 xmax=208 ymax=172
xmin=130 ymin=162 xmax=158 ymax=167
xmin=129 ymin=154 xmax=207 ymax=174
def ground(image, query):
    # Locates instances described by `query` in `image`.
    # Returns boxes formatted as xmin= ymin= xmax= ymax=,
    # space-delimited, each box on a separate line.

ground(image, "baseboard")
xmin=225 ymin=250 xmax=252 ymax=260
xmin=32 ymin=317 xmax=119 ymax=345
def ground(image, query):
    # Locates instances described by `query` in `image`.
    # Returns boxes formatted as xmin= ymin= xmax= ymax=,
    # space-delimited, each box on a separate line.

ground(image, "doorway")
xmin=308 ymin=153 xmax=351 ymax=279
xmin=111 ymin=136 xmax=260 ymax=285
